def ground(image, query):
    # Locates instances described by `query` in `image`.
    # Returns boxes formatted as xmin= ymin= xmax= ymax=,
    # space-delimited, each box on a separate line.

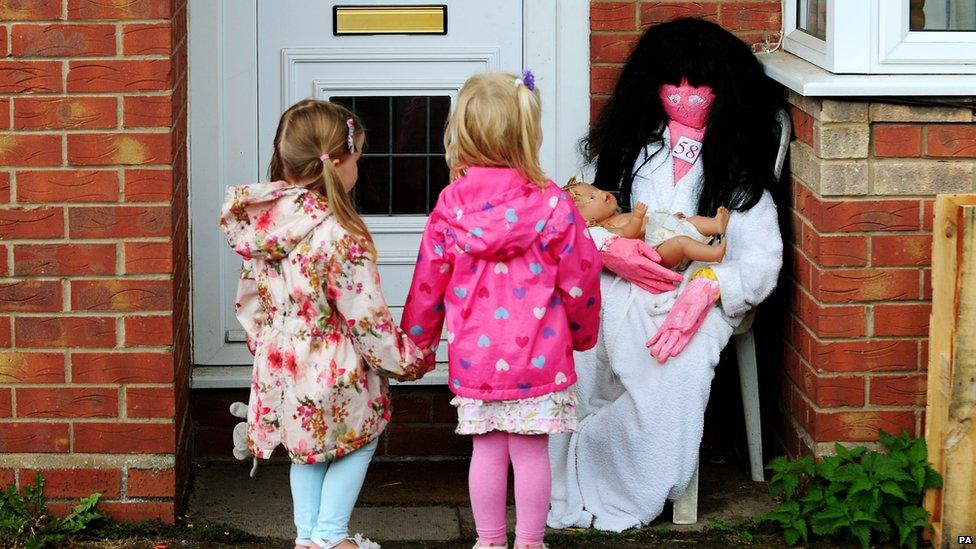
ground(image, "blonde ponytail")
xmin=269 ymin=99 xmax=376 ymax=259
xmin=444 ymin=72 xmax=547 ymax=187
xmin=316 ymin=159 xmax=375 ymax=259
xmin=514 ymin=82 xmax=544 ymax=184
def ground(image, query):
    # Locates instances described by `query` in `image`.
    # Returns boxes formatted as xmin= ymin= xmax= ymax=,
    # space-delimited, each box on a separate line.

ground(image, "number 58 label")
xmin=671 ymin=135 xmax=703 ymax=164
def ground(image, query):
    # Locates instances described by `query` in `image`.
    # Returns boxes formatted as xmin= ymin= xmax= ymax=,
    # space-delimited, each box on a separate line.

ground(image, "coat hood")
xmin=219 ymin=181 xmax=330 ymax=261
xmin=437 ymin=167 xmax=562 ymax=261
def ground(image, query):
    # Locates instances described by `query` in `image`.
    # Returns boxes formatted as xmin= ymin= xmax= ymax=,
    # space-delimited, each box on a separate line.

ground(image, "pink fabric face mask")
xmin=658 ymin=80 xmax=715 ymax=130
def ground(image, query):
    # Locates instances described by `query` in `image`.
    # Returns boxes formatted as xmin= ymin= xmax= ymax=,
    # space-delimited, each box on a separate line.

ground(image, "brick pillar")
xmin=0 ymin=0 xmax=189 ymax=522
xmin=783 ymin=92 xmax=975 ymax=456
xmin=589 ymin=1 xmax=782 ymax=121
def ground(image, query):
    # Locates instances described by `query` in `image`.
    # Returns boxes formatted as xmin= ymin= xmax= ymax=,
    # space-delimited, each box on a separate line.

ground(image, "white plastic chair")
xmin=673 ymin=108 xmax=792 ymax=525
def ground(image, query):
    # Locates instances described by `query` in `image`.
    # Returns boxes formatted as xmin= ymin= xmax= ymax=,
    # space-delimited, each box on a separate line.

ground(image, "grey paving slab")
xmin=185 ymin=460 xmax=775 ymax=542
xmin=185 ymin=462 xmax=461 ymax=541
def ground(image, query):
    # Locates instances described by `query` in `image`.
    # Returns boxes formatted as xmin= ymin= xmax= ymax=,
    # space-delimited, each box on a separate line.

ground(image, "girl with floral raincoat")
xmin=220 ymin=100 xmax=432 ymax=549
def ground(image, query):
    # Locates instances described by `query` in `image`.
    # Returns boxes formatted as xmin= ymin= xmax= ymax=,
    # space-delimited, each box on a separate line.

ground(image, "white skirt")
xmin=452 ymin=388 xmax=578 ymax=435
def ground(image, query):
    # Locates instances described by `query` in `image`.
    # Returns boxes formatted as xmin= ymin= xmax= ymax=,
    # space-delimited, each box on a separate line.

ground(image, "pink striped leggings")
xmin=469 ymin=431 xmax=550 ymax=549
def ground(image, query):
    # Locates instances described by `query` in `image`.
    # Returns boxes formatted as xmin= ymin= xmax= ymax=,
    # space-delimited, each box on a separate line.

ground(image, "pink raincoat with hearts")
xmin=401 ymin=167 xmax=602 ymax=400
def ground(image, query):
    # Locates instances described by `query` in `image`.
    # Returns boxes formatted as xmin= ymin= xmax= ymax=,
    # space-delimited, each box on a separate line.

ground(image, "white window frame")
xmin=783 ymin=0 xmax=976 ymax=74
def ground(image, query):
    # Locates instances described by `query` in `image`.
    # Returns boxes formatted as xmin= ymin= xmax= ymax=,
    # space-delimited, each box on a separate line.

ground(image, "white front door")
xmin=257 ymin=0 xmax=522 ymax=371
xmin=188 ymin=0 xmax=589 ymax=385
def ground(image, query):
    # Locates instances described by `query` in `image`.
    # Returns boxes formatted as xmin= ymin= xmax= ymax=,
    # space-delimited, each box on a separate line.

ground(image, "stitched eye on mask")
xmin=689 ymin=95 xmax=704 ymax=104
xmin=668 ymin=94 xmax=681 ymax=104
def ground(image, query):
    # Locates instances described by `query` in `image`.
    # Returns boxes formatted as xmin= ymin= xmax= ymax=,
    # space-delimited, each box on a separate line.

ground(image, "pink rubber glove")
xmin=646 ymin=275 xmax=720 ymax=363
xmin=600 ymin=235 xmax=683 ymax=294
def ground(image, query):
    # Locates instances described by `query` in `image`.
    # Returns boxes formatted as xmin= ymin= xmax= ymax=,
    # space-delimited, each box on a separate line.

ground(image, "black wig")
xmin=585 ymin=18 xmax=784 ymax=217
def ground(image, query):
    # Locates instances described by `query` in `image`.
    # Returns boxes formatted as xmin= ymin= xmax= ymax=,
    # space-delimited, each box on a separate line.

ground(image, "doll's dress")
xmin=644 ymin=211 xmax=711 ymax=271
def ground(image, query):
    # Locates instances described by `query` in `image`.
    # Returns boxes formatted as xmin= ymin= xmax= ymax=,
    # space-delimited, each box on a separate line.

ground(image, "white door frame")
xmin=188 ymin=0 xmax=590 ymax=385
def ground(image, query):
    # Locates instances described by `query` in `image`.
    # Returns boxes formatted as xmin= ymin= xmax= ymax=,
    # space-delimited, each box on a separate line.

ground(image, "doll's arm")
xmin=603 ymin=203 xmax=647 ymax=239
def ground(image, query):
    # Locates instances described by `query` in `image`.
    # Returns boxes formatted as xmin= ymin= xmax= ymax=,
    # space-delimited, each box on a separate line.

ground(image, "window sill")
xmin=191 ymin=365 xmax=449 ymax=389
xmin=759 ymin=51 xmax=976 ymax=97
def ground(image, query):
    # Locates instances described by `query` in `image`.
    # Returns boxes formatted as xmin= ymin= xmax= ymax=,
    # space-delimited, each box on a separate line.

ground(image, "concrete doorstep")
xmin=185 ymin=459 xmax=776 ymax=547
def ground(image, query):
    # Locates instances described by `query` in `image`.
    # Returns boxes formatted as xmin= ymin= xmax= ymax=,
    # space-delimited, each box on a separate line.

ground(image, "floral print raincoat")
xmin=220 ymin=181 xmax=429 ymax=464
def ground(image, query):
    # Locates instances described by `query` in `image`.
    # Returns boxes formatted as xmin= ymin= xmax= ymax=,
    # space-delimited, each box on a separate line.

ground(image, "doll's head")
xmin=582 ymin=18 xmax=782 ymax=217
xmin=565 ymin=178 xmax=618 ymax=226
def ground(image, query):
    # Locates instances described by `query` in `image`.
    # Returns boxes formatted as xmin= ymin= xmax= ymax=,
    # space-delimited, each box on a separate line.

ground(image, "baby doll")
xmin=565 ymin=178 xmax=728 ymax=270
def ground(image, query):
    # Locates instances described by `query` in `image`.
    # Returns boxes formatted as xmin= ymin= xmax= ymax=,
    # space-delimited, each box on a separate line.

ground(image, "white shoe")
xmin=472 ymin=544 xmax=508 ymax=549
xmin=317 ymin=534 xmax=381 ymax=549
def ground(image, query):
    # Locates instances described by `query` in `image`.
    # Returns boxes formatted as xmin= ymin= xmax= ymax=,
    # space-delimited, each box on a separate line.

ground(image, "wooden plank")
xmin=926 ymin=194 xmax=976 ymax=546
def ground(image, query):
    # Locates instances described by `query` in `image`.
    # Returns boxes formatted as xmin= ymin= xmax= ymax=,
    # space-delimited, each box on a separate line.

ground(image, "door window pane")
xmin=332 ymin=95 xmax=451 ymax=216
xmin=392 ymin=156 xmax=427 ymax=215
xmin=797 ymin=0 xmax=827 ymax=41
xmin=911 ymin=0 xmax=976 ymax=31
xmin=355 ymin=156 xmax=389 ymax=214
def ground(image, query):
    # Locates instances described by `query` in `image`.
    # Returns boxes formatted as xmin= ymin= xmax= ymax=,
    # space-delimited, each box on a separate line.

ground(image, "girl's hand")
xmin=395 ymin=347 xmax=436 ymax=382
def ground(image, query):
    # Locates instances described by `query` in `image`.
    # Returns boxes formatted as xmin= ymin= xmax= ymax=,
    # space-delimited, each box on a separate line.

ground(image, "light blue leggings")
xmin=290 ymin=438 xmax=378 ymax=547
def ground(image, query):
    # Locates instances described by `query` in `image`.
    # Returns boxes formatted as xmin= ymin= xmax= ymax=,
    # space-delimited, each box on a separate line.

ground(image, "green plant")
xmin=0 ymin=472 xmax=106 ymax=549
xmin=707 ymin=517 xmax=759 ymax=543
xmin=761 ymin=430 xmax=942 ymax=548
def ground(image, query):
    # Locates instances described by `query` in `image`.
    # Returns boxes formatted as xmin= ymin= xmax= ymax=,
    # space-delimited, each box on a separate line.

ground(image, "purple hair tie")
xmin=515 ymin=69 xmax=536 ymax=91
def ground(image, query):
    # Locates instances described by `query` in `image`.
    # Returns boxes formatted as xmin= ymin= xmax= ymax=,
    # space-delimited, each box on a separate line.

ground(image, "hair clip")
xmin=515 ymin=69 xmax=536 ymax=91
xmin=346 ymin=118 xmax=357 ymax=153
xmin=319 ymin=153 xmax=330 ymax=162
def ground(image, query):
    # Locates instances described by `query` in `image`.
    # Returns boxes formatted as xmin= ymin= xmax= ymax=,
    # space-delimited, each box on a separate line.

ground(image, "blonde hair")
xmin=268 ymin=99 xmax=375 ymax=258
xmin=444 ymin=72 xmax=546 ymax=187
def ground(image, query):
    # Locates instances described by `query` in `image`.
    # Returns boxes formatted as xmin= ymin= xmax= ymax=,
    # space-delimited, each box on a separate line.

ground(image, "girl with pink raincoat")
xmin=401 ymin=71 xmax=602 ymax=549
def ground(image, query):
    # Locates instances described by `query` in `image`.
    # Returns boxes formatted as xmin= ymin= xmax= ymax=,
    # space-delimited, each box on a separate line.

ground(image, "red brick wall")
xmin=782 ymin=97 xmax=975 ymax=456
xmin=590 ymin=1 xmax=782 ymax=121
xmin=0 ymin=0 xmax=190 ymax=522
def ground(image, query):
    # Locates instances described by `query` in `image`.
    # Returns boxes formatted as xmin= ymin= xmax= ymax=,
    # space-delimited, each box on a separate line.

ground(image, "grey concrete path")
xmin=185 ymin=459 xmax=775 ymax=545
